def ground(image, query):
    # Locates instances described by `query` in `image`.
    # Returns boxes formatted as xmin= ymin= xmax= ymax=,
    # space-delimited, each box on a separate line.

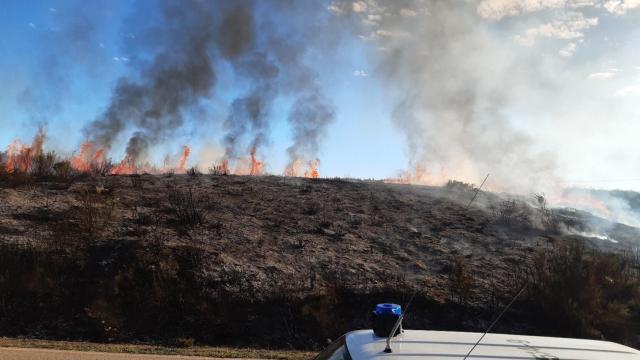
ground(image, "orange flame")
xmin=304 ymin=159 xmax=320 ymax=179
xmin=249 ymin=146 xmax=263 ymax=176
xmin=177 ymin=145 xmax=191 ymax=174
xmin=214 ymin=147 xmax=265 ymax=176
xmin=385 ymin=165 xmax=448 ymax=186
xmin=212 ymin=159 xmax=230 ymax=175
xmin=70 ymin=142 xmax=107 ymax=173
xmin=111 ymin=155 xmax=138 ymax=175
xmin=284 ymin=159 xmax=320 ymax=178
xmin=3 ymin=128 xmax=45 ymax=173
xmin=284 ymin=159 xmax=301 ymax=177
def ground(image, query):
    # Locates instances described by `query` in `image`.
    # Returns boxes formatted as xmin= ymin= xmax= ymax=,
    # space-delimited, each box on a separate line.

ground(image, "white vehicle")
xmin=314 ymin=304 xmax=640 ymax=360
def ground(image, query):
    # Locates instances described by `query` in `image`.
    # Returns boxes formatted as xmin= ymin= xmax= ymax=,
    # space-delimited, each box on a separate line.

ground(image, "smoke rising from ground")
xmin=82 ymin=0 xmax=334 ymax=171
xmin=330 ymin=0 xmax=558 ymax=193
xmin=287 ymin=91 xmax=335 ymax=168
xmin=84 ymin=0 xmax=220 ymax=164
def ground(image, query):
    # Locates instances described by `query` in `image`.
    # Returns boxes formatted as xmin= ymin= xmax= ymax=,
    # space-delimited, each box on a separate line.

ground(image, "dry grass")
xmin=0 ymin=338 xmax=314 ymax=360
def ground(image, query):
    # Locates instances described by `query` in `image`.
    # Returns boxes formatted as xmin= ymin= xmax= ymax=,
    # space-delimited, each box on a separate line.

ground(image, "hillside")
xmin=1 ymin=174 xmax=639 ymax=349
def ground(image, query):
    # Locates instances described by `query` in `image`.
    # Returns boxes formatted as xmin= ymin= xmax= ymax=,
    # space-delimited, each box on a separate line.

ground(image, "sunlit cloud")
xmin=477 ymin=0 xmax=596 ymax=21
xmin=588 ymin=71 xmax=617 ymax=79
xmin=604 ymin=0 xmax=640 ymax=14
xmin=353 ymin=70 xmax=369 ymax=77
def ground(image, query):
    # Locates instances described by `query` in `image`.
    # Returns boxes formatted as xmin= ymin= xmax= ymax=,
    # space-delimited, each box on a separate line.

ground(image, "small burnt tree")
xmin=167 ymin=186 xmax=208 ymax=228
xmin=447 ymin=255 xmax=475 ymax=304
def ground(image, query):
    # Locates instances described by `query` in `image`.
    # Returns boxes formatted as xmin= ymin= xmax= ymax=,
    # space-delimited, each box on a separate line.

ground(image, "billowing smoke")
xmin=83 ymin=0 xmax=335 ymax=173
xmin=84 ymin=0 xmax=221 ymax=165
xmin=223 ymin=55 xmax=278 ymax=167
xmin=286 ymin=91 xmax=335 ymax=171
xmin=220 ymin=2 xmax=335 ymax=174
xmin=330 ymin=0 xmax=558 ymax=193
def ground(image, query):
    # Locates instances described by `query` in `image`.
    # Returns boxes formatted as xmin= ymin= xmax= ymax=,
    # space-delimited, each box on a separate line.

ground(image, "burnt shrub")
xmin=77 ymin=188 xmax=116 ymax=237
xmin=445 ymin=179 xmax=475 ymax=192
xmin=491 ymin=199 xmax=533 ymax=228
xmin=533 ymin=193 xmax=560 ymax=233
xmin=91 ymin=159 xmax=114 ymax=177
xmin=208 ymin=162 xmax=228 ymax=176
xmin=30 ymin=151 xmax=57 ymax=179
xmin=53 ymin=160 xmax=74 ymax=180
xmin=446 ymin=255 xmax=476 ymax=304
xmin=167 ymin=187 xmax=208 ymax=228
xmin=187 ymin=166 xmax=201 ymax=177
xmin=0 ymin=171 xmax=34 ymax=187
xmin=522 ymin=241 xmax=640 ymax=344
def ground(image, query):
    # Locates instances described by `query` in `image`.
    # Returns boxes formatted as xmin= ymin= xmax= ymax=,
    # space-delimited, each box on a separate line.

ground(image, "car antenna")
xmin=466 ymin=173 xmax=490 ymax=210
xmin=462 ymin=282 xmax=528 ymax=360
xmin=383 ymin=290 xmax=417 ymax=353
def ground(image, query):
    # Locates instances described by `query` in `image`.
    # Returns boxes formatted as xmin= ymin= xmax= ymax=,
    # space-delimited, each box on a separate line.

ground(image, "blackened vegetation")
xmin=524 ymin=242 xmax=640 ymax=343
xmin=77 ymin=187 xmax=116 ymax=237
xmin=1 ymin=239 xmax=638 ymax=348
xmin=1 ymin=175 xmax=640 ymax=349
xmin=167 ymin=187 xmax=208 ymax=229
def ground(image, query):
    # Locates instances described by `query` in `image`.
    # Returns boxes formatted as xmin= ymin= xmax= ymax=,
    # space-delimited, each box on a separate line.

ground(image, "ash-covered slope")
xmin=0 ymin=175 xmax=638 ymax=348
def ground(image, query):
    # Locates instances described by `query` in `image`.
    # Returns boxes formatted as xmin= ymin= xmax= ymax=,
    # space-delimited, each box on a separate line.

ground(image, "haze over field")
xmin=4 ymin=1 xmax=640 ymax=352
xmin=1 ymin=0 xmax=639 ymax=190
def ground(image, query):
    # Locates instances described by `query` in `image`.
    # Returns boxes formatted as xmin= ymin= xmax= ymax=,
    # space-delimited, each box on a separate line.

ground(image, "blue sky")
xmin=2 ymin=0 xmax=640 ymax=190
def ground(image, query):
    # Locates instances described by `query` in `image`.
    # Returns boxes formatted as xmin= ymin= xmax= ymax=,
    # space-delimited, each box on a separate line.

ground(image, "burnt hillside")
xmin=1 ymin=174 xmax=639 ymax=349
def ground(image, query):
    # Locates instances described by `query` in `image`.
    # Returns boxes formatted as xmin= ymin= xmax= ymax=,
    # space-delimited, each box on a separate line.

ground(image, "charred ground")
xmin=1 ymin=173 xmax=640 ymax=349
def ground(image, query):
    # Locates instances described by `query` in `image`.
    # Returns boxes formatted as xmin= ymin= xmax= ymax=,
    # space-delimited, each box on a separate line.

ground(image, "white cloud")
xmin=400 ymin=8 xmax=417 ymax=17
xmin=353 ymin=70 xmax=369 ymax=77
xmin=559 ymin=42 xmax=577 ymax=56
xmin=477 ymin=0 xmax=595 ymax=20
xmin=604 ymin=0 xmax=640 ymax=14
xmin=616 ymin=84 xmax=640 ymax=96
xmin=352 ymin=1 xmax=368 ymax=13
xmin=514 ymin=12 xmax=598 ymax=45
xmin=327 ymin=3 xmax=343 ymax=15
xmin=363 ymin=14 xmax=382 ymax=25
xmin=587 ymin=71 xmax=617 ymax=79
xmin=361 ymin=29 xmax=411 ymax=41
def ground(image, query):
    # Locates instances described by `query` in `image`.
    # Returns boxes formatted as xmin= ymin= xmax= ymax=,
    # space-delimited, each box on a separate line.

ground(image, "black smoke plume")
xmin=83 ymin=0 xmax=335 ymax=172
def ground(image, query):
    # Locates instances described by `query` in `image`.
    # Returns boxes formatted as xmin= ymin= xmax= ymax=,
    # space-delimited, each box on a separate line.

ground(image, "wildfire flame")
xmin=70 ymin=142 xmax=106 ymax=173
xmin=249 ymin=146 xmax=263 ymax=176
xmin=3 ymin=129 xmax=323 ymax=179
xmin=284 ymin=158 xmax=320 ymax=179
xmin=211 ymin=159 xmax=230 ymax=175
xmin=2 ymin=128 xmax=45 ymax=173
xmin=111 ymin=155 xmax=138 ymax=175
xmin=304 ymin=159 xmax=320 ymax=179
xmin=177 ymin=145 xmax=191 ymax=174
xmin=284 ymin=159 xmax=301 ymax=177
xmin=0 ymin=130 xmax=626 ymax=226
xmin=385 ymin=165 xmax=448 ymax=186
